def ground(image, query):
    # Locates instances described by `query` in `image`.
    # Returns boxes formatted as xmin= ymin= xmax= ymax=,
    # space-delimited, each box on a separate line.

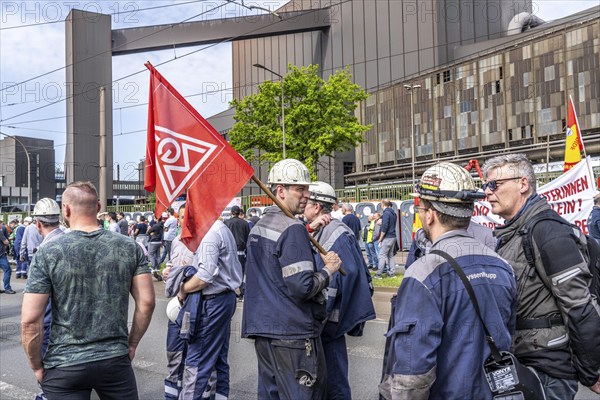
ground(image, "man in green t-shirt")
xmin=21 ymin=181 xmax=156 ymax=400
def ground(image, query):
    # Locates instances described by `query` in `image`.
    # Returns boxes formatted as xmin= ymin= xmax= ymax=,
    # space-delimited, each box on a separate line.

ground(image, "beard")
xmin=422 ymin=225 xmax=431 ymax=242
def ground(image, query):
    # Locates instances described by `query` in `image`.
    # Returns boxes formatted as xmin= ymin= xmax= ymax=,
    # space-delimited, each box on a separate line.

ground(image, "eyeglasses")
xmin=414 ymin=206 xmax=430 ymax=213
xmin=482 ymin=177 xmax=521 ymax=191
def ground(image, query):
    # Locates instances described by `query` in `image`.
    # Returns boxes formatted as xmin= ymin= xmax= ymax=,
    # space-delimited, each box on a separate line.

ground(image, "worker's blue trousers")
xmin=180 ymin=291 xmax=236 ymax=399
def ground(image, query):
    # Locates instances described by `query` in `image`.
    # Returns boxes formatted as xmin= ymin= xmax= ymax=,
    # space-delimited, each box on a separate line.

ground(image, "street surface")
xmin=0 ymin=276 xmax=598 ymax=399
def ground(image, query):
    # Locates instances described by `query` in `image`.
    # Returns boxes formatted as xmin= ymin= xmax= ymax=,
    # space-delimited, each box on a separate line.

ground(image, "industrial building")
xmin=0 ymin=135 xmax=55 ymax=208
xmin=224 ymin=1 xmax=599 ymax=187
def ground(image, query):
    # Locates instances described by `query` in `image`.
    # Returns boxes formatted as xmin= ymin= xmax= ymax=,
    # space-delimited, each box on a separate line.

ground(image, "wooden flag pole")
xmin=251 ymin=175 xmax=347 ymax=276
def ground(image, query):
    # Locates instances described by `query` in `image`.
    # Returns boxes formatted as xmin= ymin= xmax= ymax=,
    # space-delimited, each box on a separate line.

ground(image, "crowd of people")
xmin=1 ymin=153 xmax=599 ymax=400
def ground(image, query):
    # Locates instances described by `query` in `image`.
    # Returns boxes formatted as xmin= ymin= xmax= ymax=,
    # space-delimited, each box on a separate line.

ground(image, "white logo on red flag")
xmin=154 ymin=125 xmax=221 ymax=203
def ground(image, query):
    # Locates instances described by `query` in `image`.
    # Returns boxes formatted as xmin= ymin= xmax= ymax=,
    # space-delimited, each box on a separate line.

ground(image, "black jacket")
xmin=495 ymin=196 xmax=600 ymax=386
xmin=224 ymin=216 xmax=251 ymax=252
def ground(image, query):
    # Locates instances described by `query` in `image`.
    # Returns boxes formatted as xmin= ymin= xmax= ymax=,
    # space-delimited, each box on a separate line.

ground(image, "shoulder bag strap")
xmin=429 ymin=249 xmax=503 ymax=362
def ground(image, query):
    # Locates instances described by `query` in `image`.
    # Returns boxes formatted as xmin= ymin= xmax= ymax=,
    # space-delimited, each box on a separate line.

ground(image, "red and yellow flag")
xmin=412 ymin=196 xmax=422 ymax=239
xmin=564 ymin=96 xmax=584 ymax=172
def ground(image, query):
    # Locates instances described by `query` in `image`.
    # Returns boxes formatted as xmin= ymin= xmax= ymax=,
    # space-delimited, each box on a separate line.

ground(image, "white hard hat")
xmin=32 ymin=198 xmax=60 ymax=221
xmin=414 ymin=162 xmax=485 ymax=218
xmin=166 ymin=297 xmax=182 ymax=323
xmin=267 ymin=159 xmax=311 ymax=185
xmin=309 ymin=181 xmax=337 ymax=204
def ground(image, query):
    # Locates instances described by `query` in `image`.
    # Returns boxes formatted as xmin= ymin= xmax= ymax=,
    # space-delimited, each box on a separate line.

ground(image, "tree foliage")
xmin=229 ymin=64 xmax=370 ymax=177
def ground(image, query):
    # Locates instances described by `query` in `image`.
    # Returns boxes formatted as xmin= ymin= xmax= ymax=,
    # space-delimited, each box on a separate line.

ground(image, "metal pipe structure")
xmin=99 ymin=87 xmax=107 ymax=211
xmin=404 ymin=84 xmax=421 ymax=185
xmin=253 ymin=63 xmax=286 ymax=158
xmin=0 ymin=132 xmax=31 ymax=216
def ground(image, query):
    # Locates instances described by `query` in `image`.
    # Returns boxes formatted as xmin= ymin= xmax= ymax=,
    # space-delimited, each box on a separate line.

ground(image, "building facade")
xmin=348 ymin=6 xmax=600 ymax=184
xmin=0 ymin=135 xmax=55 ymax=205
xmin=229 ymin=1 xmax=599 ymax=187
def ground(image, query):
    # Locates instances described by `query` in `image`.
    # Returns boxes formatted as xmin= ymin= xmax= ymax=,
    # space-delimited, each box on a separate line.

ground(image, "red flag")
xmin=564 ymin=95 xmax=584 ymax=172
xmin=144 ymin=62 xmax=254 ymax=251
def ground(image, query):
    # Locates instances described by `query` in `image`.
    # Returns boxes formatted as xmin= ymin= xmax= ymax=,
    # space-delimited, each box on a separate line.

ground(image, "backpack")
xmin=519 ymin=209 xmax=600 ymax=300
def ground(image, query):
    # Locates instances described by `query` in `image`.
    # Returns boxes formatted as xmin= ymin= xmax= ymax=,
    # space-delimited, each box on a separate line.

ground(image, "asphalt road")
xmin=1 ymin=277 xmax=598 ymax=399
xmin=0 ymin=279 xmax=392 ymax=400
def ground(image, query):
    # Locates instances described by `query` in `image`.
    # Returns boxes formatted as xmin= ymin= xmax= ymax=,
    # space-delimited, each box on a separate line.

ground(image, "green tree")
xmin=229 ymin=64 xmax=370 ymax=178
xmin=146 ymin=191 xmax=156 ymax=205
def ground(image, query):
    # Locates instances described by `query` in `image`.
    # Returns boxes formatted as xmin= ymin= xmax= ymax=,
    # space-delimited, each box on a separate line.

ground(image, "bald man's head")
xmin=62 ymin=181 xmax=100 ymax=217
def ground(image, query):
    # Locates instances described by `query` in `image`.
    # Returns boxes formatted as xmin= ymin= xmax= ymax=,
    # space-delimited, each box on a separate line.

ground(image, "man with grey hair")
xmin=483 ymin=153 xmax=600 ymax=398
xmin=341 ymin=203 xmax=361 ymax=240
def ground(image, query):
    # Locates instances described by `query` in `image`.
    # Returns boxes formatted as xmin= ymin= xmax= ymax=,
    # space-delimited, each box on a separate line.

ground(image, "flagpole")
xmin=569 ymin=96 xmax=594 ymax=187
xmin=570 ymin=95 xmax=587 ymax=157
xmin=251 ymin=175 xmax=347 ymax=276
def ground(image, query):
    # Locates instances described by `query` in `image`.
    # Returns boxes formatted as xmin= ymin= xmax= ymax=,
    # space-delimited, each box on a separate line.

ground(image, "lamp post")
xmin=253 ymin=63 xmax=286 ymax=158
xmin=0 ymin=132 xmax=31 ymax=216
xmin=404 ymin=84 xmax=421 ymax=185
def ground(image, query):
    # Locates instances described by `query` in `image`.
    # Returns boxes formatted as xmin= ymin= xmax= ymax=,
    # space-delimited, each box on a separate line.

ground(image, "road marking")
xmin=0 ymin=381 xmax=37 ymax=400
xmin=348 ymin=345 xmax=385 ymax=359
xmin=132 ymin=359 xmax=156 ymax=369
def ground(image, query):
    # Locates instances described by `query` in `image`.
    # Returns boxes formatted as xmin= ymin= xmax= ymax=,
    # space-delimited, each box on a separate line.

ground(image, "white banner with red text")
xmin=471 ymin=157 xmax=596 ymax=234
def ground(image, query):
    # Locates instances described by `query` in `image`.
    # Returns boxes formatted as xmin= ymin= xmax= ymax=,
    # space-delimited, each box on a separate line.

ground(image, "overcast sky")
xmin=0 ymin=0 xmax=597 ymax=181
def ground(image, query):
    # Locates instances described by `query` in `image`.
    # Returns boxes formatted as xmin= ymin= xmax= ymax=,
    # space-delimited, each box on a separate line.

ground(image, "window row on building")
xmin=355 ymin=20 xmax=599 ymax=172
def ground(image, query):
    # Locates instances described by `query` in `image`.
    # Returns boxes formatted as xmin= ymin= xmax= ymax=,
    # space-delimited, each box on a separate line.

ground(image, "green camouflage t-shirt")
xmin=26 ymin=229 xmax=150 ymax=368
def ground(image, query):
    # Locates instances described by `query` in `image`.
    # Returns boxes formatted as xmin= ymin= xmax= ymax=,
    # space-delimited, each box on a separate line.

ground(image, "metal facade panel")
xmin=321 ymin=26 xmax=333 ymax=76
xmin=445 ymin=0 xmax=461 ymax=61
xmin=417 ymin=0 xmax=436 ymax=73
xmin=363 ymin=3 xmax=377 ymax=62
xmin=389 ymin=2 xmax=406 ymax=82
xmin=330 ymin=10 xmax=343 ymax=73
xmin=295 ymin=33 xmax=304 ymax=66
xmin=352 ymin=0 xmax=366 ymax=89
xmin=376 ymin=0 xmax=392 ymax=86
xmin=311 ymin=31 xmax=323 ymax=72
xmin=257 ymin=38 xmax=265 ymax=78
xmin=402 ymin=1 xmax=419 ymax=77
xmin=302 ymin=32 xmax=313 ymax=67
xmin=341 ymin=0 xmax=355 ymax=69
xmin=286 ymin=35 xmax=296 ymax=66
xmin=487 ymin=0 xmax=503 ymax=39
xmin=460 ymin=0 xmax=476 ymax=44
xmin=243 ymin=41 xmax=252 ymax=97
xmin=278 ymin=36 xmax=288 ymax=74
xmin=474 ymin=0 xmax=490 ymax=42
